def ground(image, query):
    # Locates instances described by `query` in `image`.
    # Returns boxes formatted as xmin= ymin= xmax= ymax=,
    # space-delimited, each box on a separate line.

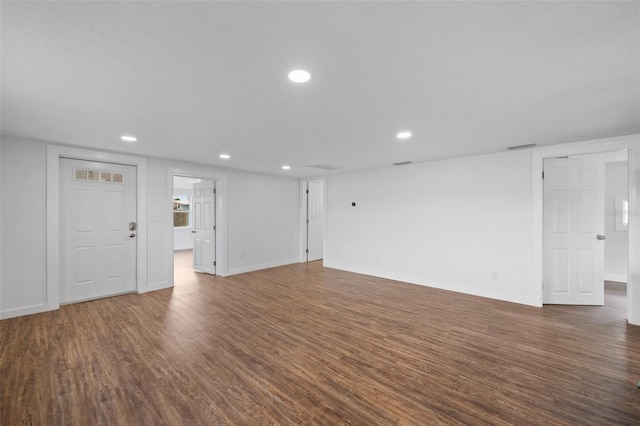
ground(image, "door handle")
xmin=191 ymin=230 xmax=196 ymax=234
xmin=597 ymin=235 xmax=605 ymax=240
xmin=129 ymin=233 xmax=136 ymax=238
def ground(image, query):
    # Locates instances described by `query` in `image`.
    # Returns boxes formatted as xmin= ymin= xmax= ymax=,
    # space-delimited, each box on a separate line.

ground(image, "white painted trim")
xmin=299 ymin=180 xmax=307 ymax=262
xmin=140 ymin=281 xmax=172 ymax=293
xmin=215 ymin=178 xmax=229 ymax=277
xmin=226 ymin=258 xmax=299 ymax=276
xmin=167 ymin=168 xmax=228 ymax=281
xmin=46 ymin=144 xmax=148 ymax=316
xmin=531 ymin=134 xmax=640 ymax=324
xmin=628 ymin=144 xmax=640 ymax=325
xmin=0 ymin=303 xmax=55 ymax=320
xmin=605 ymin=274 xmax=628 ymax=283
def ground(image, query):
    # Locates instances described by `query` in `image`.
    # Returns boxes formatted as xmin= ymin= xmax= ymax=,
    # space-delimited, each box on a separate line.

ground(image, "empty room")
xmin=1 ymin=1 xmax=639 ymax=424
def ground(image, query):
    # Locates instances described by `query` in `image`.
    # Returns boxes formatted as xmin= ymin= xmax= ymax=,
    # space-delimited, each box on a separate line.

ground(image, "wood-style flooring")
xmin=1 ymin=250 xmax=639 ymax=425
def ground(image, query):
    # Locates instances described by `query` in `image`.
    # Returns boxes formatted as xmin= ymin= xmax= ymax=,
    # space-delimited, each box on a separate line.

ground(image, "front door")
xmin=60 ymin=158 xmax=137 ymax=303
xmin=192 ymin=180 xmax=216 ymax=274
xmin=543 ymin=155 xmax=605 ymax=305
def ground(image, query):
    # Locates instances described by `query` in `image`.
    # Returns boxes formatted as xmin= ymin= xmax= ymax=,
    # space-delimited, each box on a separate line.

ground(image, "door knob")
xmin=191 ymin=230 xmax=196 ymax=234
xmin=597 ymin=235 xmax=605 ymax=240
xmin=129 ymin=233 xmax=136 ymax=238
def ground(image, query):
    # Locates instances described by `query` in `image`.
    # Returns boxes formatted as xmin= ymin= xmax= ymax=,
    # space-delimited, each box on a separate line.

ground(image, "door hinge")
xmin=306 ymin=249 xmax=309 ymax=253
xmin=306 ymin=219 xmax=309 ymax=224
xmin=214 ymin=261 xmax=216 ymax=266
xmin=213 ymin=188 xmax=216 ymax=194
xmin=306 ymin=189 xmax=309 ymax=194
xmin=213 ymin=225 xmax=216 ymax=231
xmin=542 ymin=171 xmax=544 ymax=179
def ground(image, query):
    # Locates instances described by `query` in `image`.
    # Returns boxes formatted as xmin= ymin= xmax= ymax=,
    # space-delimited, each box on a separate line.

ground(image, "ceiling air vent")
xmin=393 ymin=161 xmax=412 ymax=166
xmin=307 ymin=164 xmax=339 ymax=171
xmin=506 ymin=143 xmax=537 ymax=150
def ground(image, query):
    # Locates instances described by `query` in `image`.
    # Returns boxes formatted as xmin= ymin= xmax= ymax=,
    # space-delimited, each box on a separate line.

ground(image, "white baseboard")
xmin=0 ymin=302 xmax=56 ymax=320
xmin=225 ymin=258 xmax=299 ymax=276
xmin=322 ymin=261 xmax=538 ymax=307
xmin=1 ymin=282 xmax=175 ymax=319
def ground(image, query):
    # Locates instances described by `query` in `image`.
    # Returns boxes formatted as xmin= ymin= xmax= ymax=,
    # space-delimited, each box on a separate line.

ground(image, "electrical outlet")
xmin=491 ymin=272 xmax=499 ymax=281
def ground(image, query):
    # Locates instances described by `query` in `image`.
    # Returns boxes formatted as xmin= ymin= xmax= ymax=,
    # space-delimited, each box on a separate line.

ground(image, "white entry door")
xmin=60 ymin=158 xmax=137 ymax=304
xmin=307 ymin=180 xmax=324 ymax=261
xmin=192 ymin=180 xmax=216 ymax=274
xmin=543 ymin=155 xmax=605 ymax=305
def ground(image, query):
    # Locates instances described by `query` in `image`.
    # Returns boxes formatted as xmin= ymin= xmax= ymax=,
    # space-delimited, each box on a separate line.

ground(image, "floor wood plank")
xmin=1 ymin=251 xmax=639 ymax=425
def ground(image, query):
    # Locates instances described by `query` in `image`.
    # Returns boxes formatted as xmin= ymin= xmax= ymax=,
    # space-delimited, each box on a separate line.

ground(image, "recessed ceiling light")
xmin=121 ymin=135 xmax=137 ymax=142
xmin=219 ymin=154 xmax=230 ymax=159
xmin=288 ymin=70 xmax=311 ymax=83
xmin=281 ymin=165 xmax=291 ymax=170
xmin=396 ymin=131 xmax=412 ymax=140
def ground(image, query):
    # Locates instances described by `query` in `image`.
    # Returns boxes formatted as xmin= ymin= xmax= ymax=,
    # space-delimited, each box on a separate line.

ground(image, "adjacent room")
xmin=1 ymin=1 xmax=639 ymax=424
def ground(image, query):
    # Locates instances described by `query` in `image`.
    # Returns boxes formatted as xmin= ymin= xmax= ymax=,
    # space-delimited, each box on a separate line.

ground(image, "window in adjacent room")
xmin=173 ymin=196 xmax=190 ymax=227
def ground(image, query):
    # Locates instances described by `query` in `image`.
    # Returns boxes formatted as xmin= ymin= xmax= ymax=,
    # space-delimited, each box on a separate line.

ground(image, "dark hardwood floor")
xmin=1 ymin=250 xmax=639 ymax=425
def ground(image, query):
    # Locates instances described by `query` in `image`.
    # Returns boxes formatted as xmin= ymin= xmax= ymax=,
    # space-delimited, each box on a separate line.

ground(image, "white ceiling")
xmin=2 ymin=1 xmax=639 ymax=178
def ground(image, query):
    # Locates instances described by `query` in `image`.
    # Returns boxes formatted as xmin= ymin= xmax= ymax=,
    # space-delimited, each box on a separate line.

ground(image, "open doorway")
xmin=172 ymin=176 xmax=216 ymax=284
xmin=603 ymin=153 xmax=629 ymax=312
xmin=542 ymin=150 xmax=628 ymax=310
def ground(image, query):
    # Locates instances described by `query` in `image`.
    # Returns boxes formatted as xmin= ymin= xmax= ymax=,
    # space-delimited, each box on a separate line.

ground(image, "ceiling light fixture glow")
xmin=288 ymin=69 xmax=311 ymax=83
xmin=121 ymin=135 xmax=137 ymax=142
xmin=396 ymin=131 xmax=412 ymax=140
xmin=219 ymin=154 xmax=230 ymax=159
xmin=281 ymin=165 xmax=291 ymax=170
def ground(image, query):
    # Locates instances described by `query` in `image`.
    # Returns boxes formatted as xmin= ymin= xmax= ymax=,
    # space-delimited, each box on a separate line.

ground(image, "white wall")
xmin=1 ymin=138 xmax=48 ymax=313
xmin=325 ymin=149 xmax=535 ymax=305
xmin=605 ymin=161 xmax=629 ymax=282
xmin=0 ymin=136 xmax=3 ymax=311
xmin=174 ymin=230 xmax=194 ymax=251
xmin=225 ymin=171 xmax=300 ymax=274
xmin=0 ymin=137 xmax=300 ymax=318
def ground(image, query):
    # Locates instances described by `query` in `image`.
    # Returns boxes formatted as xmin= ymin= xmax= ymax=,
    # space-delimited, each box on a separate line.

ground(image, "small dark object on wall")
xmin=352 ymin=202 xmax=356 ymax=207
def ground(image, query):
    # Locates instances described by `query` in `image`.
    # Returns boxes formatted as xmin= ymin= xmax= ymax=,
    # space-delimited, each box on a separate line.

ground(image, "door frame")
xmin=46 ymin=145 xmax=148 ymax=316
xmin=299 ymin=177 xmax=327 ymax=262
xmin=167 ymin=168 xmax=228 ymax=280
xmin=531 ymin=134 xmax=640 ymax=324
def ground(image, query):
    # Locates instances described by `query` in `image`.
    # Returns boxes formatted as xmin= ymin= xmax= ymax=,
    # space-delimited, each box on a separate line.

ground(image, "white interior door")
xmin=60 ymin=158 xmax=137 ymax=304
xmin=543 ymin=155 xmax=605 ymax=305
xmin=192 ymin=180 xmax=216 ymax=274
xmin=307 ymin=180 xmax=324 ymax=262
